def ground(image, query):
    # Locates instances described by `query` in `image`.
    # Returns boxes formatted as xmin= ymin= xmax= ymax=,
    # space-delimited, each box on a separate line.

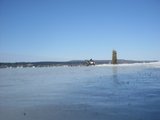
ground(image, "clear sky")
xmin=0 ymin=0 xmax=160 ymax=62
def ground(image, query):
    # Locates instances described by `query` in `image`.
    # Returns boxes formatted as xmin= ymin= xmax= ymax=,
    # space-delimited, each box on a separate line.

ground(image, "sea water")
xmin=0 ymin=63 xmax=160 ymax=120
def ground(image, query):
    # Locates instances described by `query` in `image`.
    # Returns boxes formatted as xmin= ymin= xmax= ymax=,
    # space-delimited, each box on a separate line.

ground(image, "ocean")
xmin=0 ymin=63 xmax=160 ymax=120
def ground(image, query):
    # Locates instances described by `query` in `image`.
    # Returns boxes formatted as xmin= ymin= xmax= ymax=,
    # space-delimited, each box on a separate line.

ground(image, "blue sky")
xmin=0 ymin=0 xmax=160 ymax=62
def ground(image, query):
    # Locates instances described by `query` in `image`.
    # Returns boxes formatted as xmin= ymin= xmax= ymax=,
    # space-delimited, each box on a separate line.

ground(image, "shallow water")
xmin=0 ymin=65 xmax=160 ymax=120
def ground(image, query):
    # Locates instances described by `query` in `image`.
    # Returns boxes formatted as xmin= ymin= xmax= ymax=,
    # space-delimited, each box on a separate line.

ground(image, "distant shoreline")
xmin=0 ymin=60 xmax=158 ymax=68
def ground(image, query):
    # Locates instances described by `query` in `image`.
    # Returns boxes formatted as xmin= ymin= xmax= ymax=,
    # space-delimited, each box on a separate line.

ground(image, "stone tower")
xmin=112 ymin=50 xmax=117 ymax=64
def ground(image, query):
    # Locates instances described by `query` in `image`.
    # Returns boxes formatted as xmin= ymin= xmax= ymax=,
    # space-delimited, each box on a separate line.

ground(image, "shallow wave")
xmin=95 ymin=61 xmax=160 ymax=68
xmin=145 ymin=61 xmax=160 ymax=68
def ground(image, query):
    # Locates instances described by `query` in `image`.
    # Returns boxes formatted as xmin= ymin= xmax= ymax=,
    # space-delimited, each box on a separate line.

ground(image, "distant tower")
xmin=112 ymin=50 xmax=117 ymax=64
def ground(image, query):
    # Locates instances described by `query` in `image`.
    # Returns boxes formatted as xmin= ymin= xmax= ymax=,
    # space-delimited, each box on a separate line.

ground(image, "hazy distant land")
xmin=0 ymin=60 xmax=158 ymax=68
